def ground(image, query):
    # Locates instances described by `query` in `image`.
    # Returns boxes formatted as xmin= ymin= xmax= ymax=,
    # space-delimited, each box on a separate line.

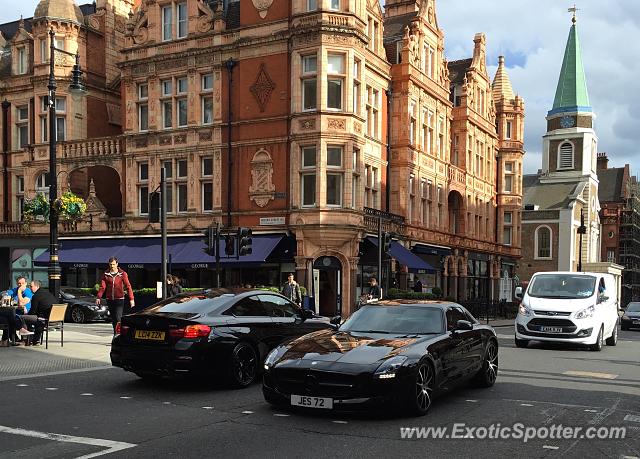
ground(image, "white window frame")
xmin=162 ymin=5 xmax=173 ymax=41
xmin=177 ymin=2 xmax=188 ymax=39
xmin=327 ymin=53 xmax=345 ymax=111
xmin=17 ymin=47 xmax=26 ymax=74
xmin=504 ymin=161 xmax=514 ymax=193
xmin=138 ymin=83 xmax=149 ymax=132
xmin=16 ymin=106 xmax=29 ymax=148
xmin=177 ymin=158 xmax=188 ymax=213
xmin=201 ymin=156 xmax=213 ymax=212
xmin=301 ymin=54 xmax=317 ymax=111
xmin=503 ymin=211 xmax=513 ymax=246
xmin=201 ymin=74 xmax=214 ymax=125
xmin=306 ymin=0 xmax=317 ymax=11
xmin=534 ymin=225 xmax=553 ymax=259
xmin=301 ymin=146 xmax=317 ymax=207
xmin=558 ymin=141 xmax=575 ymax=170
xmin=330 ymin=0 xmax=340 ymax=10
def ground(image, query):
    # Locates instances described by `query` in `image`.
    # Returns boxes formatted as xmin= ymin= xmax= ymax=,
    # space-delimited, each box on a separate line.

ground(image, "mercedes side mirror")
xmin=454 ymin=320 xmax=474 ymax=332
xmin=302 ymin=308 xmax=314 ymax=319
xmin=514 ymin=286 xmax=523 ymax=299
xmin=330 ymin=315 xmax=342 ymax=326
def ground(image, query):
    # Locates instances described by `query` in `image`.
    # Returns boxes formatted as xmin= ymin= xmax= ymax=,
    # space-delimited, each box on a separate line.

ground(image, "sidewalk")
xmin=0 ymin=324 xmax=114 ymax=381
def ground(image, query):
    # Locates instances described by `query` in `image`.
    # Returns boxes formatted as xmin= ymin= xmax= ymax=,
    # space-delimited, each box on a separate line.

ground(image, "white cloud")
xmin=3 ymin=1 xmax=638 ymax=175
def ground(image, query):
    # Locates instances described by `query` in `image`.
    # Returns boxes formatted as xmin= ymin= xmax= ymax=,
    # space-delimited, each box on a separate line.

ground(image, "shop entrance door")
xmin=313 ymin=256 xmax=342 ymax=317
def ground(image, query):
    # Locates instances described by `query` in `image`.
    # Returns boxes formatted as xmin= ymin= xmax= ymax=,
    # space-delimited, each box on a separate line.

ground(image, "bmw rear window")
xmin=144 ymin=294 xmax=235 ymax=314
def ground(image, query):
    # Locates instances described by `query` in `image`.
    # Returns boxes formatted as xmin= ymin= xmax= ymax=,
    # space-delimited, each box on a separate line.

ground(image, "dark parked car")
xmin=110 ymin=289 xmax=332 ymax=387
xmin=621 ymin=302 xmax=640 ymax=330
xmin=60 ymin=288 xmax=110 ymax=324
xmin=263 ymin=300 xmax=499 ymax=416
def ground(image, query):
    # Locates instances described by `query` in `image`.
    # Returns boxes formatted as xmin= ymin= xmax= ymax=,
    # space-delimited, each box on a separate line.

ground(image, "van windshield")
xmin=528 ymin=274 xmax=596 ymax=299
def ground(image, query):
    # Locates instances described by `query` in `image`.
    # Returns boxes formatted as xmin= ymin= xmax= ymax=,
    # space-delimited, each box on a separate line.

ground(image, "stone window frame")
xmin=201 ymin=73 xmax=214 ymax=125
xmin=534 ymin=225 xmax=553 ymax=260
xmin=326 ymin=53 xmax=345 ymax=111
xmin=16 ymin=46 xmax=27 ymax=75
xmin=408 ymin=174 xmax=415 ymax=223
xmin=409 ymin=102 xmax=417 ymax=146
xmin=353 ymin=58 xmax=361 ymax=116
xmin=176 ymin=158 xmax=188 ymax=213
xmin=504 ymin=161 xmax=514 ymax=193
xmin=306 ymin=0 xmax=317 ymax=12
xmin=365 ymin=85 xmax=379 ymax=139
xmin=301 ymin=53 xmax=318 ymax=112
xmin=161 ymin=1 xmax=188 ymax=42
xmin=326 ymin=144 xmax=344 ymax=207
xmin=138 ymin=162 xmax=149 ymax=216
xmin=138 ymin=83 xmax=149 ymax=132
xmin=329 ymin=0 xmax=340 ymax=11
xmin=300 ymin=144 xmax=317 ymax=208
xmin=201 ymin=156 xmax=214 ymax=212
xmin=557 ymin=140 xmax=575 ymax=170
xmin=15 ymin=175 xmax=24 ymax=221
xmin=16 ymin=105 xmax=29 ymax=149
xmin=503 ymin=211 xmax=513 ymax=246
xmin=364 ymin=162 xmax=379 ymax=210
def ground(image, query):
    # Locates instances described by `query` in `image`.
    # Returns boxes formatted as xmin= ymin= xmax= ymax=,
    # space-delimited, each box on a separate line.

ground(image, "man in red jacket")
xmin=96 ymin=257 xmax=135 ymax=332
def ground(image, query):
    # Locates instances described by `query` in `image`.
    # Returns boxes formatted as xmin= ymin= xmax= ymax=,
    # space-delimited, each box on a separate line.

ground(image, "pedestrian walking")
xmin=281 ymin=273 xmax=302 ymax=307
xmin=167 ymin=274 xmax=183 ymax=297
xmin=96 ymin=257 xmax=135 ymax=332
xmin=367 ymin=277 xmax=381 ymax=301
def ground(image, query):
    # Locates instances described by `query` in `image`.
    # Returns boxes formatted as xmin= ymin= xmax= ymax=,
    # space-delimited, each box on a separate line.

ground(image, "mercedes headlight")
xmin=374 ymin=356 xmax=408 ymax=379
xmin=264 ymin=348 xmax=280 ymax=370
xmin=518 ymin=304 xmax=532 ymax=316
xmin=575 ymin=305 xmax=595 ymax=320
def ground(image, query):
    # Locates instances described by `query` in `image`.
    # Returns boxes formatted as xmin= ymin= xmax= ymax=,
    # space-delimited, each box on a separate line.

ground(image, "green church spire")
xmin=549 ymin=16 xmax=591 ymax=115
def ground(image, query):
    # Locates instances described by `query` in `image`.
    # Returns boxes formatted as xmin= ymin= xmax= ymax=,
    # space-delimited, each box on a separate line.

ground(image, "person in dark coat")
xmin=27 ymin=280 xmax=57 ymax=344
xmin=281 ymin=273 xmax=302 ymax=307
xmin=413 ymin=279 xmax=423 ymax=293
xmin=368 ymin=277 xmax=381 ymax=300
xmin=167 ymin=275 xmax=183 ymax=297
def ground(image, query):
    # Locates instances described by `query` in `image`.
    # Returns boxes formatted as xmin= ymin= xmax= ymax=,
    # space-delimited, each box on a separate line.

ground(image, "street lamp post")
xmin=577 ymin=207 xmax=587 ymax=272
xmin=47 ymin=28 xmax=86 ymax=298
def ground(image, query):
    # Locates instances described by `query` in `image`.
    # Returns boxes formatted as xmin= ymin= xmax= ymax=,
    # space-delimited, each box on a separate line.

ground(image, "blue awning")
xmin=412 ymin=243 xmax=451 ymax=257
xmin=366 ymin=237 xmax=436 ymax=273
xmin=34 ymin=235 xmax=285 ymax=269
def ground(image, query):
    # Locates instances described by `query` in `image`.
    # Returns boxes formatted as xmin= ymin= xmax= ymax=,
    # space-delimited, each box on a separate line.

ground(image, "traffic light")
xmin=202 ymin=226 xmax=216 ymax=257
xmin=382 ymin=232 xmax=393 ymax=255
xmin=225 ymin=236 xmax=235 ymax=256
xmin=238 ymin=227 xmax=253 ymax=256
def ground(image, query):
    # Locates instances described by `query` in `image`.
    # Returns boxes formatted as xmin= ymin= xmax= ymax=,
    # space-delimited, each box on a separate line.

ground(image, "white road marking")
xmin=241 ymin=411 xmax=254 ymax=414
xmin=273 ymin=414 xmax=290 ymax=417
xmin=80 ymin=393 xmax=93 ymax=396
xmin=543 ymin=445 xmax=559 ymax=450
xmin=584 ymin=409 xmax=598 ymax=413
xmin=520 ymin=403 xmax=534 ymax=407
xmin=0 ymin=365 xmax=115 ymax=382
xmin=465 ymin=400 xmax=478 ymax=403
xmin=45 ymin=388 xmax=58 ymax=391
xmin=120 ymin=396 xmax=132 ymax=400
xmin=0 ymin=425 xmax=136 ymax=459
xmin=201 ymin=406 xmax=214 ymax=410
xmin=16 ymin=384 xmax=28 ymax=387
xmin=163 ymin=402 xmax=172 ymax=405
xmin=563 ymin=371 xmax=618 ymax=380
xmin=332 ymin=420 xmax=348 ymax=424
xmin=624 ymin=414 xmax=640 ymax=423
xmin=621 ymin=456 xmax=640 ymax=459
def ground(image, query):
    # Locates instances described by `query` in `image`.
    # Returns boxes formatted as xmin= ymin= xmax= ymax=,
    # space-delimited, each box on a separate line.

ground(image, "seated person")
xmin=7 ymin=276 xmax=33 ymax=315
xmin=27 ymin=280 xmax=56 ymax=344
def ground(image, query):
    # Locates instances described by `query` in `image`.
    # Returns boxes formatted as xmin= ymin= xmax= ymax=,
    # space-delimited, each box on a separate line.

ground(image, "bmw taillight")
xmin=115 ymin=322 xmax=121 ymax=334
xmin=169 ymin=325 xmax=211 ymax=339
xmin=115 ymin=322 xmax=130 ymax=336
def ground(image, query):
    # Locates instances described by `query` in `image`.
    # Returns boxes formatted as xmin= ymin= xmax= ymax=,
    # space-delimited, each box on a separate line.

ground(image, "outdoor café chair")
xmin=41 ymin=304 xmax=68 ymax=349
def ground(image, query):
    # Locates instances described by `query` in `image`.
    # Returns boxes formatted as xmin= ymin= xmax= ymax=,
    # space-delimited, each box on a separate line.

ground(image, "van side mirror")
xmin=514 ymin=286 xmax=523 ymax=299
xmin=597 ymin=295 xmax=609 ymax=304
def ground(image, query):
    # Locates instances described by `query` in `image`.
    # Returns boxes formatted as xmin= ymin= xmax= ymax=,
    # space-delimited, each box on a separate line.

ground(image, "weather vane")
xmin=568 ymin=4 xmax=580 ymax=23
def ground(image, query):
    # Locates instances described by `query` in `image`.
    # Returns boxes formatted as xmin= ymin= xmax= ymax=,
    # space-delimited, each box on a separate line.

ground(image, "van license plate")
xmin=541 ymin=326 xmax=562 ymax=333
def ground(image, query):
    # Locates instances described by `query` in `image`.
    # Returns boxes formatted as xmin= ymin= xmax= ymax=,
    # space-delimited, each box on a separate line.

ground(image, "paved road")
xmin=1 ymin=325 xmax=638 ymax=458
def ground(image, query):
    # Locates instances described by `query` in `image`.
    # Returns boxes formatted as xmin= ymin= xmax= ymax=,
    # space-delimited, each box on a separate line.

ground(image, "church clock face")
xmin=560 ymin=115 xmax=575 ymax=128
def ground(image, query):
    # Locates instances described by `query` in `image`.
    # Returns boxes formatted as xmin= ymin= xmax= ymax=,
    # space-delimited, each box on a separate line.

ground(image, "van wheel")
xmin=515 ymin=336 xmax=529 ymax=348
xmin=605 ymin=321 xmax=618 ymax=346
xmin=590 ymin=326 xmax=604 ymax=352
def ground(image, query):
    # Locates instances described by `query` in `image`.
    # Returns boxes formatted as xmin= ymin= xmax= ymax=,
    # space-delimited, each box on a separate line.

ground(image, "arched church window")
xmin=535 ymin=226 xmax=552 ymax=259
xmin=558 ymin=141 xmax=574 ymax=169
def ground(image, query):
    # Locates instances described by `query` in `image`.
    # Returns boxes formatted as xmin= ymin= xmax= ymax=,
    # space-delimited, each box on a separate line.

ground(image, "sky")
xmin=1 ymin=0 xmax=638 ymax=176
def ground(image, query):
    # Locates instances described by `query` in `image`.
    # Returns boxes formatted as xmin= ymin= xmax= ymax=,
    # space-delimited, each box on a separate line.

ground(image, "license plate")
xmin=134 ymin=330 xmax=165 ymax=340
xmin=291 ymin=395 xmax=333 ymax=409
xmin=541 ymin=326 xmax=563 ymax=333
xmin=633 ymin=320 xmax=640 ymax=325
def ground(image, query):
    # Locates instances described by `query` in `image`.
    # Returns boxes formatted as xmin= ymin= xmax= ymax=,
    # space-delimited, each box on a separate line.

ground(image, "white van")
xmin=514 ymin=272 xmax=618 ymax=351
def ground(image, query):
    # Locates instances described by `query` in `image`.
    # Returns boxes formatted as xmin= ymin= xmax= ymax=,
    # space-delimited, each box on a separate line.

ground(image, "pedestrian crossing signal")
xmin=238 ymin=228 xmax=253 ymax=256
xmin=202 ymin=227 xmax=216 ymax=257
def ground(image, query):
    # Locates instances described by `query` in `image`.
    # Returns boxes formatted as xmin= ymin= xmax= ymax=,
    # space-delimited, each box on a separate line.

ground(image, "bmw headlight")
xmin=374 ymin=356 xmax=408 ymax=379
xmin=518 ymin=304 xmax=532 ymax=316
xmin=264 ymin=348 xmax=281 ymax=370
xmin=575 ymin=305 xmax=595 ymax=320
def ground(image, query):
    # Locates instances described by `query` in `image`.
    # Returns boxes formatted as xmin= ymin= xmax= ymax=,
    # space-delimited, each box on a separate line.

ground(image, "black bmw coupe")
xmin=110 ymin=289 xmax=332 ymax=387
xmin=263 ymin=300 xmax=499 ymax=416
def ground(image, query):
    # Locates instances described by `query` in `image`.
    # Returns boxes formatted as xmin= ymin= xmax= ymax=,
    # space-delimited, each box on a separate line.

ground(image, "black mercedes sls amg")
xmin=263 ymin=300 xmax=499 ymax=416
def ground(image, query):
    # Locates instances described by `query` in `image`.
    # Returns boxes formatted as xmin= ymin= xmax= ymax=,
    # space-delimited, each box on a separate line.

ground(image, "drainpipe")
xmin=2 ymin=99 xmax=10 ymax=222
xmin=225 ymin=58 xmax=236 ymax=229
xmin=385 ymin=86 xmax=392 ymax=213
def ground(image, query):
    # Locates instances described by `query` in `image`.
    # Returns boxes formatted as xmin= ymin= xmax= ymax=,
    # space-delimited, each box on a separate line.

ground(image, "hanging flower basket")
xmin=23 ymin=191 xmax=87 ymax=223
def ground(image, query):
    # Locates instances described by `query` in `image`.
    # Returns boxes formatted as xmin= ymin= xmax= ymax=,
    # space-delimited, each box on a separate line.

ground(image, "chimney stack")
xmin=597 ymin=152 xmax=609 ymax=170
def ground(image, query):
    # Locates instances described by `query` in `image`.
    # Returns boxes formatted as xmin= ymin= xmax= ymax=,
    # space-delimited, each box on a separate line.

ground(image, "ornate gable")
xmin=367 ymin=0 xmax=384 ymax=19
xmin=125 ymin=4 xmax=149 ymax=45
xmin=418 ymin=0 xmax=440 ymax=30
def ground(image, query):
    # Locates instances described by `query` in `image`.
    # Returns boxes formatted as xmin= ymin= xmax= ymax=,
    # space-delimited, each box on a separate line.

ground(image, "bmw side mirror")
xmin=454 ymin=320 xmax=473 ymax=332
xmin=514 ymin=286 xmax=523 ymax=299
xmin=302 ymin=309 xmax=314 ymax=319
xmin=330 ymin=315 xmax=342 ymax=326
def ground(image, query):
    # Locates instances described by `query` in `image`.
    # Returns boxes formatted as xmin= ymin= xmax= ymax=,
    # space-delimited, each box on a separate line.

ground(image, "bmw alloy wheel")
xmin=230 ymin=342 xmax=257 ymax=387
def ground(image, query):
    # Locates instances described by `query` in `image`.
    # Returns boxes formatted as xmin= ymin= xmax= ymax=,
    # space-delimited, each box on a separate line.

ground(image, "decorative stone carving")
xmin=354 ymin=122 xmax=362 ymax=134
xmin=249 ymin=149 xmax=276 ymax=208
xmin=174 ymin=134 xmax=187 ymax=144
xmin=159 ymin=136 xmax=172 ymax=146
xmin=250 ymin=64 xmax=276 ymax=112
xmin=328 ymin=118 xmax=345 ymax=130
xmin=299 ymin=118 xmax=315 ymax=130
xmin=252 ymin=0 xmax=274 ymax=19
xmin=199 ymin=130 xmax=213 ymax=142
